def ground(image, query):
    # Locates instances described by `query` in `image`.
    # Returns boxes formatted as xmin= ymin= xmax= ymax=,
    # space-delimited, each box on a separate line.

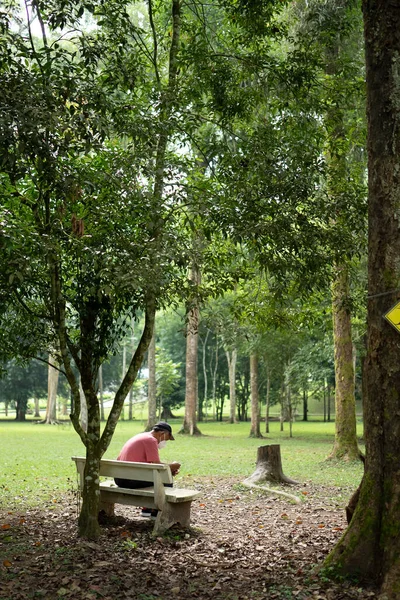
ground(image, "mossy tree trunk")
xmin=325 ymin=2 xmax=400 ymax=595
xmin=329 ymin=263 xmax=359 ymax=460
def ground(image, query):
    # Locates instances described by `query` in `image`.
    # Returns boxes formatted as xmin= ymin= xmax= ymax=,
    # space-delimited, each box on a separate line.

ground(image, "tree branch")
xmin=147 ymin=0 xmax=161 ymax=85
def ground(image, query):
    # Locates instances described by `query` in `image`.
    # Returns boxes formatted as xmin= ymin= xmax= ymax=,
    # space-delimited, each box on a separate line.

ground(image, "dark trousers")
xmin=114 ymin=478 xmax=172 ymax=489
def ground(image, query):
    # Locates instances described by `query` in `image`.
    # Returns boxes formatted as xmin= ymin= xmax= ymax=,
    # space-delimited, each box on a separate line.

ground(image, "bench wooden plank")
xmin=72 ymin=456 xmax=173 ymax=484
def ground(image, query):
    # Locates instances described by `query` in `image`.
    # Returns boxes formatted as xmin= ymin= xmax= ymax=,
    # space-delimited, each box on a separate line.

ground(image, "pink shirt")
xmin=117 ymin=432 xmax=160 ymax=463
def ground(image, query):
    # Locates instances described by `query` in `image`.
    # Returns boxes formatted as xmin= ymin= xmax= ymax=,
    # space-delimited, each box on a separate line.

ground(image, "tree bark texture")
xmin=201 ymin=330 xmax=209 ymax=420
xmin=249 ymin=352 xmax=262 ymax=437
xmin=181 ymin=265 xmax=201 ymax=435
xmin=329 ymin=264 xmax=359 ymax=460
xmin=98 ymin=365 xmax=104 ymax=422
xmin=302 ymin=388 xmax=308 ymax=422
xmin=326 ymin=3 xmax=400 ymax=595
xmin=46 ymin=354 xmax=59 ymax=424
xmin=227 ymin=349 xmax=237 ymax=424
xmin=265 ymin=366 xmax=271 ymax=433
xmin=79 ymin=380 xmax=88 ymax=433
xmin=34 ymin=397 xmax=40 ymax=418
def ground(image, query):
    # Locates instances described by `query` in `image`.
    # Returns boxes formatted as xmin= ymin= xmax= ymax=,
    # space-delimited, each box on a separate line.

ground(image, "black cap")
xmin=152 ymin=421 xmax=175 ymax=440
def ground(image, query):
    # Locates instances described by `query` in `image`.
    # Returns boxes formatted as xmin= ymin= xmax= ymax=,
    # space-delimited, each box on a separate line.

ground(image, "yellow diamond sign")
xmin=384 ymin=301 xmax=400 ymax=333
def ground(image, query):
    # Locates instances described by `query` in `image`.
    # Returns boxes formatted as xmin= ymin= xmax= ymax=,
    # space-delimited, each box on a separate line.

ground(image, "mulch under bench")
xmin=0 ymin=477 xmax=378 ymax=600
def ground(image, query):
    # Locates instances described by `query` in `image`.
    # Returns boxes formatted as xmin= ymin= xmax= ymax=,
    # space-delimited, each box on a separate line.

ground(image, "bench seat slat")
xmin=100 ymin=480 xmax=201 ymax=503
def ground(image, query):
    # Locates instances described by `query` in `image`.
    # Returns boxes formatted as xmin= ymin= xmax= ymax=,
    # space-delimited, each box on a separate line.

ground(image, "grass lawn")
xmin=0 ymin=418 xmax=365 ymax=512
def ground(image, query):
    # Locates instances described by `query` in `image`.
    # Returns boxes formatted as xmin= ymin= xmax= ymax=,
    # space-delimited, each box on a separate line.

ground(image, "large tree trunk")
xmin=249 ymin=352 xmax=262 ymax=438
xmin=180 ymin=264 xmax=201 ymax=435
xmin=329 ymin=264 xmax=359 ymax=460
xmin=146 ymin=330 xmax=157 ymax=431
xmin=326 ymin=3 xmax=400 ymax=595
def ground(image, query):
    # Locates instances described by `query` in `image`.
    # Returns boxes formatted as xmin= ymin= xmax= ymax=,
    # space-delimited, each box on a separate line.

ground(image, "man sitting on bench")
xmin=115 ymin=421 xmax=181 ymax=519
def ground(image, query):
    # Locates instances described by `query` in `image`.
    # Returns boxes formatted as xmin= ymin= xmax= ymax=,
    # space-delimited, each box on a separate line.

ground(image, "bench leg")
xmin=152 ymin=501 xmax=192 ymax=536
xmin=99 ymin=501 xmax=115 ymax=517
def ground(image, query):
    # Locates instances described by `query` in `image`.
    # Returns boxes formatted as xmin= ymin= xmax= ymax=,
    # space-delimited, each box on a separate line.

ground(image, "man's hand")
xmin=170 ymin=461 xmax=181 ymax=476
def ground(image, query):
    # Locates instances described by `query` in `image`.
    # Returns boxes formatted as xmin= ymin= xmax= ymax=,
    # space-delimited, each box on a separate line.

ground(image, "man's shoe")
xmin=141 ymin=508 xmax=151 ymax=518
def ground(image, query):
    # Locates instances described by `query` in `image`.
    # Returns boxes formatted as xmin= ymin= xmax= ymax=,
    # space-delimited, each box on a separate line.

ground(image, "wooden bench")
xmin=72 ymin=456 xmax=201 ymax=536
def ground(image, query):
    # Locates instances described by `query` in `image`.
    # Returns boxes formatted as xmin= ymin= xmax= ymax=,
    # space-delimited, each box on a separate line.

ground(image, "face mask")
xmin=158 ymin=440 xmax=167 ymax=449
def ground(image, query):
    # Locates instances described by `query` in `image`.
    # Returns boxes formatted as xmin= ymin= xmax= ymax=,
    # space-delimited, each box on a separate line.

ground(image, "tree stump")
xmin=246 ymin=444 xmax=298 ymax=485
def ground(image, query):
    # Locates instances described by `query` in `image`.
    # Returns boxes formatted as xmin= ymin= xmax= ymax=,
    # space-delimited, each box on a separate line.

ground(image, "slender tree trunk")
xmin=79 ymin=380 xmax=88 ymax=433
xmin=128 ymin=322 xmax=135 ymax=420
xmin=74 ymin=298 xmax=157 ymax=539
xmin=285 ymin=363 xmax=293 ymax=438
xmin=182 ymin=302 xmax=201 ymax=434
xmin=327 ymin=382 xmax=331 ymax=422
xmin=128 ymin=385 xmax=134 ymax=420
xmin=181 ymin=264 xmax=202 ymax=435
xmin=201 ymin=330 xmax=210 ymax=421
xmin=45 ymin=354 xmax=59 ymax=424
xmin=146 ymin=329 xmax=157 ymax=431
xmin=226 ymin=348 xmax=237 ymax=424
xmin=211 ymin=338 xmax=219 ymax=421
xmin=326 ymin=3 xmax=400 ymax=595
xmin=265 ymin=369 xmax=270 ymax=434
xmin=34 ymin=396 xmax=40 ymax=418
xmin=249 ymin=352 xmax=262 ymax=438
xmin=329 ymin=264 xmax=359 ymax=460
xmin=98 ymin=365 xmax=104 ymax=422
xmin=287 ymin=382 xmax=293 ymax=439
xmin=303 ymin=387 xmax=308 ymax=422
xmin=120 ymin=344 xmax=127 ymax=421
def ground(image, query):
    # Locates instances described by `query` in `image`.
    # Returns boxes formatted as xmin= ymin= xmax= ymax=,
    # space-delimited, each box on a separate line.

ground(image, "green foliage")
xmin=0 ymin=359 xmax=47 ymax=419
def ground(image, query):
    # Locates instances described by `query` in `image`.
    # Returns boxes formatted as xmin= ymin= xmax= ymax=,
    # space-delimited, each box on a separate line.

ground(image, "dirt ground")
xmin=0 ymin=477 xmax=378 ymax=600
